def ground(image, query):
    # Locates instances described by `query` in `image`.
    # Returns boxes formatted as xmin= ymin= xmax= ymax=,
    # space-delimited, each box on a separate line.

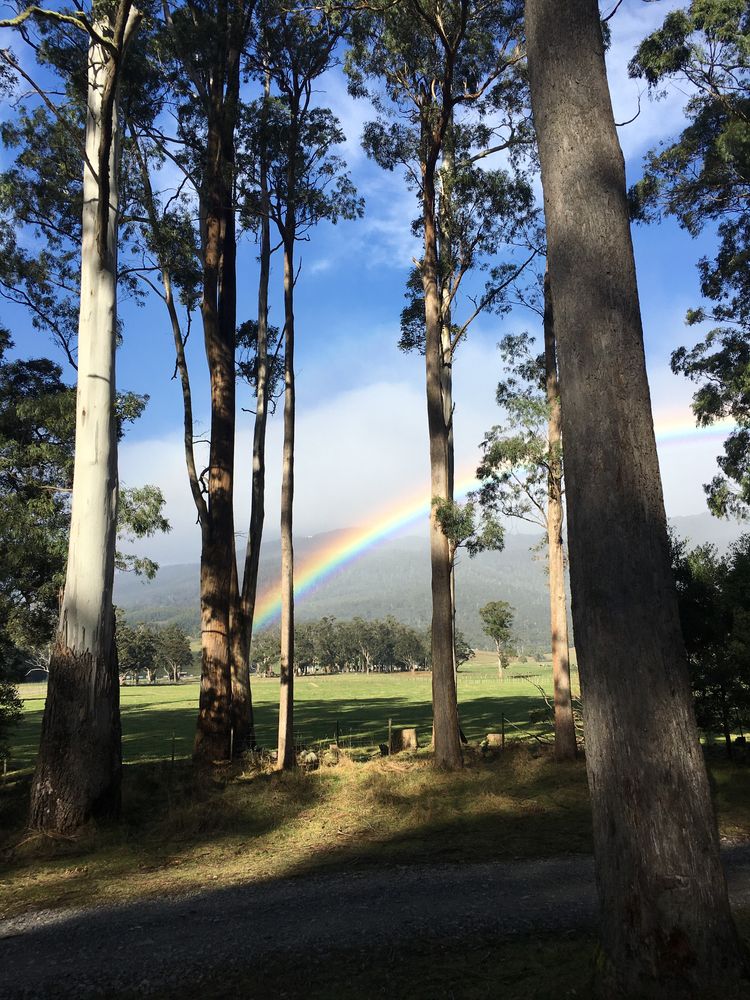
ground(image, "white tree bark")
xmin=61 ymin=33 xmax=121 ymax=659
xmin=29 ymin=7 xmax=141 ymax=834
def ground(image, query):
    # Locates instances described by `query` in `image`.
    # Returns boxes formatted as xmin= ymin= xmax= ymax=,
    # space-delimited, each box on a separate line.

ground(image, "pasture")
xmin=9 ymin=651 xmax=569 ymax=771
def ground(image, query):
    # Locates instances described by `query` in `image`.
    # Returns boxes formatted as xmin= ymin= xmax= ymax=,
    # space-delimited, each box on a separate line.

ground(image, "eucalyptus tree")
xmin=525 ymin=0 xmax=747 ymax=990
xmin=0 ymin=0 xmax=142 ymax=832
xmin=629 ymin=1 xmax=750 ymax=519
xmin=475 ymin=314 xmax=576 ymax=760
xmin=123 ymin=22 xmax=263 ymax=754
xmin=241 ymin=0 xmax=362 ymax=768
xmin=234 ymin=57 xmax=273 ymax=753
xmin=478 ymin=601 xmax=514 ymax=681
xmin=157 ymin=622 xmax=193 ymax=682
xmin=159 ymin=0 xmax=256 ymax=763
xmin=347 ymin=0 xmax=531 ymax=768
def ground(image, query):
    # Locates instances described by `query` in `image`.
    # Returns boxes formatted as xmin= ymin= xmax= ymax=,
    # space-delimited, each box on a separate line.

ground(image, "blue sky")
xmin=2 ymin=0 xmax=735 ymax=564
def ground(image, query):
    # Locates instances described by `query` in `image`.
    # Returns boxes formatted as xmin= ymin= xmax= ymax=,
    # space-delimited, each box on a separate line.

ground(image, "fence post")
xmin=501 ymin=714 xmax=505 ymax=750
xmin=388 ymin=717 xmax=392 ymax=754
xmin=336 ymin=720 xmax=341 ymax=747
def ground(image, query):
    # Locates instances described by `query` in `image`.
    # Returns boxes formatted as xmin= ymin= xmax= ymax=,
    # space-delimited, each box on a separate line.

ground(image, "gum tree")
xmin=630 ymin=1 xmax=750 ymax=518
xmin=525 ymin=0 xmax=747 ymax=990
xmin=243 ymin=0 xmax=361 ymax=767
xmin=475 ymin=312 xmax=576 ymax=760
xmin=0 ymin=0 xmax=143 ymax=832
xmin=347 ymin=0 xmax=530 ymax=769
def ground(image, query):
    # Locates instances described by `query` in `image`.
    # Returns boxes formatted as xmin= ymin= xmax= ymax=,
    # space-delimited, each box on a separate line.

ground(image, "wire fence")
xmin=284 ymin=712 xmax=558 ymax=760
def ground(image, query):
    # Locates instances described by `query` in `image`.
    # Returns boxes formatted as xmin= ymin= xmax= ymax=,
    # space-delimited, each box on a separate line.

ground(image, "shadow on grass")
xmin=11 ymin=686 xmax=551 ymax=770
xmin=0 ymin=745 xmax=592 ymax=919
xmin=1 ymin=749 xmax=749 ymax=1000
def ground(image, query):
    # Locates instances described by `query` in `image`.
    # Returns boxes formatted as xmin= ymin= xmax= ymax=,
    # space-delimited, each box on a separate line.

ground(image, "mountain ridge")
xmin=114 ymin=513 xmax=747 ymax=649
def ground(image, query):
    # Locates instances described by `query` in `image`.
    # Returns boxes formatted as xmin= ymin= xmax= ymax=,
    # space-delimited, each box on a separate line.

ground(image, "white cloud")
xmin=352 ymin=169 xmax=421 ymax=269
xmin=604 ymin=0 xmax=694 ymax=168
xmin=308 ymin=257 xmax=333 ymax=276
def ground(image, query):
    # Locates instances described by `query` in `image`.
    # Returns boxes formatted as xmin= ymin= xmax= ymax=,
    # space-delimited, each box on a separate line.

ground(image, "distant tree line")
xmin=251 ymin=616 xmax=473 ymax=676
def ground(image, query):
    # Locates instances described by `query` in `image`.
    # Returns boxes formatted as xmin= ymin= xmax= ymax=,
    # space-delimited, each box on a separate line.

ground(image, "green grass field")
xmin=9 ymin=651 xmax=572 ymax=771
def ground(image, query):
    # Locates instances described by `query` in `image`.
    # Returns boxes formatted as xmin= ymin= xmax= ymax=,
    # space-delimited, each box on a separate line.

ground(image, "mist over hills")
xmin=114 ymin=512 xmax=747 ymax=650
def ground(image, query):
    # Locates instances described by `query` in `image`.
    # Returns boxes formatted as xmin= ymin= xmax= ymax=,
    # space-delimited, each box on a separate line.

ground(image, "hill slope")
xmin=114 ymin=513 xmax=746 ymax=649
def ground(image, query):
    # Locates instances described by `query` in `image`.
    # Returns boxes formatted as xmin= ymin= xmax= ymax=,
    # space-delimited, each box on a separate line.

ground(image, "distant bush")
xmin=0 ymin=680 xmax=22 ymax=761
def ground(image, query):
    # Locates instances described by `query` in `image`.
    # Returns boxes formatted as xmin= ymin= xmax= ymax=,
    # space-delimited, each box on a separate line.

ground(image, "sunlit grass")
xmin=10 ymin=651 xmax=576 ymax=771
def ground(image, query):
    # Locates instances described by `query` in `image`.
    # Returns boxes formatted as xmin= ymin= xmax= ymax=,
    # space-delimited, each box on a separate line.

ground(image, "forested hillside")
xmin=115 ymin=513 xmax=744 ymax=648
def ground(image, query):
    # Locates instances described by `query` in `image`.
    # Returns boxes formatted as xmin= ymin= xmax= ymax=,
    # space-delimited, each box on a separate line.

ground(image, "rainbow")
xmin=251 ymin=409 xmax=737 ymax=631
xmin=253 ymin=469 xmax=481 ymax=630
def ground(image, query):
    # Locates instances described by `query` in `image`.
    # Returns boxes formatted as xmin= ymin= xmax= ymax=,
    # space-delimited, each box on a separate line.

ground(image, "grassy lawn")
xmin=8 ymin=651 xmax=571 ymax=771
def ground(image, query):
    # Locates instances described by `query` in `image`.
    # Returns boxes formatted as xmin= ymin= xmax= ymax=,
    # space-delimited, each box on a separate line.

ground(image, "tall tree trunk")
xmin=193 ymin=107 xmax=236 ymax=764
xmin=236 ymin=67 xmax=273 ymax=754
xmin=277 ymin=229 xmax=296 ymax=770
xmin=29 ymin=6 xmax=141 ymax=833
xmin=525 ymin=0 xmax=747 ymax=993
xmin=439 ymin=131 xmax=458 ymax=689
xmin=423 ymin=153 xmax=462 ymax=770
xmin=543 ymin=268 xmax=576 ymax=762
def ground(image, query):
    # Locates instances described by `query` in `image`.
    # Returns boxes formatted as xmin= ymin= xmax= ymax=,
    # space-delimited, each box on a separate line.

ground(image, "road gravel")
xmin=1 ymin=845 xmax=749 ymax=999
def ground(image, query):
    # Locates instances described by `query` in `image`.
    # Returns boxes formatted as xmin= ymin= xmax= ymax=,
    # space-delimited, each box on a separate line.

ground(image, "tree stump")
xmin=390 ymin=727 xmax=418 ymax=753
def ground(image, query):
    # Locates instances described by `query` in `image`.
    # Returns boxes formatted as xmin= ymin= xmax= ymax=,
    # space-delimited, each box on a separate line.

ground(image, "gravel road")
xmin=2 ymin=846 xmax=749 ymax=999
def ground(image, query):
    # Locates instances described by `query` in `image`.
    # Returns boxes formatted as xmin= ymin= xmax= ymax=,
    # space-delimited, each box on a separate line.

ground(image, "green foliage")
xmin=0 ymin=678 xmax=22 ymax=760
xmin=432 ymin=497 xmax=505 ymax=558
xmin=238 ymin=1 xmax=363 ymax=245
xmin=670 ymin=531 xmax=750 ymax=745
xmin=454 ymin=629 xmax=474 ymax=668
xmin=630 ymin=1 xmax=750 ymax=515
xmin=346 ymin=0 xmax=538 ymax=358
xmin=0 ymin=330 xmax=72 ymax=660
xmin=0 ymin=10 xmax=164 ymax=362
xmin=398 ymin=166 xmax=539 ymax=356
xmin=235 ymin=319 xmax=284 ymax=401
xmin=239 ymin=96 xmax=364 ymax=242
xmin=0 ymin=331 xmax=169 ymax=666
xmin=479 ymin=601 xmax=515 ymax=665
xmin=252 ymin=615 xmax=432 ymax=673
xmin=475 ymin=332 xmax=554 ymax=532
xmin=157 ymin=623 xmax=193 ymax=680
xmin=117 ymin=486 xmax=171 ymax=579
xmin=116 ymin=614 xmax=192 ymax=683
